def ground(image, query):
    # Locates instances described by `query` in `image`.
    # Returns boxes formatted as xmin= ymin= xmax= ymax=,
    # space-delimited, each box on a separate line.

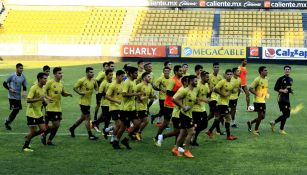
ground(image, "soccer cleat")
xmin=4 ymin=121 xmax=12 ymax=130
xmin=102 ymin=129 xmax=108 ymax=140
xmin=206 ymin=130 xmax=213 ymax=139
xmin=69 ymin=127 xmax=75 ymax=138
xmin=247 ymin=121 xmax=252 ymax=132
xmin=89 ymin=135 xmax=98 ymax=141
xmin=121 ymin=138 xmax=132 ymax=150
xmin=227 ymin=135 xmax=237 ymax=140
xmin=135 ymin=133 xmax=142 ymax=141
xmin=231 ymin=123 xmax=238 ymax=128
xmin=279 ymin=130 xmax=287 ymax=135
xmin=171 ymin=147 xmax=181 ymax=157
xmin=150 ymin=115 xmax=157 ymax=124
xmin=41 ymin=134 xmax=47 ymax=145
xmin=112 ymin=140 xmax=121 ymax=149
xmin=47 ymin=141 xmax=55 ymax=146
xmin=23 ymin=147 xmax=34 ymax=152
xmin=183 ymin=150 xmax=194 ymax=158
xmin=269 ymin=121 xmax=275 ymax=133
xmin=156 ymin=134 xmax=163 ymax=147
xmin=252 ymin=130 xmax=260 ymax=136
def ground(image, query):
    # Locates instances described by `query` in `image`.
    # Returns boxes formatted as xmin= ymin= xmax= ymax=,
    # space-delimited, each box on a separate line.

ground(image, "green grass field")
xmin=0 ymin=61 xmax=306 ymax=175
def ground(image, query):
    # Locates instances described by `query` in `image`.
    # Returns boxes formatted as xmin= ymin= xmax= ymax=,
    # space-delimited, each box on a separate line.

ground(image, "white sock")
xmin=105 ymin=126 xmax=113 ymax=132
xmin=111 ymin=135 xmax=115 ymax=142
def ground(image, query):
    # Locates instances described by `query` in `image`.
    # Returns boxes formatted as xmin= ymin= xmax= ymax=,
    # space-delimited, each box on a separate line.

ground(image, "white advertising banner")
xmin=0 ymin=44 xmax=23 ymax=55
xmin=38 ymin=44 xmax=102 ymax=56
xmin=263 ymin=47 xmax=307 ymax=60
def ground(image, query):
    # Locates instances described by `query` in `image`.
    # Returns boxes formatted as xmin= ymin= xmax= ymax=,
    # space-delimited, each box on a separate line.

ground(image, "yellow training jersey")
xmin=26 ymin=84 xmax=45 ymax=118
xmin=154 ymin=76 xmax=170 ymax=100
xmin=136 ymin=69 xmax=145 ymax=84
xmin=173 ymin=87 xmax=197 ymax=118
xmin=98 ymin=80 xmax=112 ymax=107
xmin=136 ymin=82 xmax=154 ymax=111
xmin=45 ymin=79 xmax=64 ymax=112
xmin=121 ymin=79 xmax=136 ymax=111
xmin=172 ymin=87 xmax=185 ymax=118
xmin=215 ymin=79 xmax=233 ymax=106
xmin=95 ymin=71 xmax=105 ymax=83
xmin=250 ymin=76 xmax=269 ymax=103
xmin=230 ymin=77 xmax=241 ymax=100
xmin=74 ymin=77 xmax=98 ymax=106
xmin=193 ymin=81 xmax=210 ymax=112
xmin=209 ymin=73 xmax=223 ymax=101
xmin=106 ymin=81 xmax=123 ymax=111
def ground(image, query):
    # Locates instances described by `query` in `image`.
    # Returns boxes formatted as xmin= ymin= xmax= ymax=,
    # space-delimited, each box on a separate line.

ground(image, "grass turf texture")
xmin=0 ymin=61 xmax=306 ymax=175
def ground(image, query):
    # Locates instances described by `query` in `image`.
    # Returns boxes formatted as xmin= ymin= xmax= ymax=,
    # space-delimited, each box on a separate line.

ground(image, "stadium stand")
xmin=129 ymin=9 xmax=214 ymax=46
xmin=219 ymin=11 xmax=304 ymax=47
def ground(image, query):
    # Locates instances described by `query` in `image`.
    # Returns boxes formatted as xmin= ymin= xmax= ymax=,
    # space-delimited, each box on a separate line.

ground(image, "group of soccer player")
xmin=2 ymin=60 xmax=293 ymax=157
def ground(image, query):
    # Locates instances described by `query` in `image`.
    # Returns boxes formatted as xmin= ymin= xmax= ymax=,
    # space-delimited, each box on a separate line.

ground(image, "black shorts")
xmin=159 ymin=99 xmax=165 ymax=112
xmin=229 ymin=99 xmax=238 ymax=108
xmin=218 ymin=105 xmax=230 ymax=115
xmin=209 ymin=100 xmax=218 ymax=113
xmin=110 ymin=110 xmax=120 ymax=121
xmin=163 ymin=107 xmax=173 ymax=121
xmin=46 ymin=112 xmax=62 ymax=121
xmin=27 ymin=116 xmax=44 ymax=126
xmin=9 ymin=99 xmax=22 ymax=110
xmin=96 ymin=94 xmax=103 ymax=105
xmin=278 ymin=102 xmax=290 ymax=112
xmin=179 ymin=113 xmax=193 ymax=129
xmin=137 ymin=110 xmax=148 ymax=119
xmin=254 ymin=103 xmax=266 ymax=113
xmin=172 ymin=117 xmax=181 ymax=129
xmin=120 ymin=111 xmax=136 ymax=127
xmin=192 ymin=111 xmax=208 ymax=127
xmin=80 ymin=105 xmax=90 ymax=115
xmin=101 ymin=106 xmax=110 ymax=117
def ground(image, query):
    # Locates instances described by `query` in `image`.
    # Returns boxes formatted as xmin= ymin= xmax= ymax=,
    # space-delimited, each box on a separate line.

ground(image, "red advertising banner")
xmin=121 ymin=45 xmax=166 ymax=58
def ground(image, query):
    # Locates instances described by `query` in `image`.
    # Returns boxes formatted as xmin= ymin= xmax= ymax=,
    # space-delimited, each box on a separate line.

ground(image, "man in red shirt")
xmin=239 ymin=59 xmax=251 ymax=111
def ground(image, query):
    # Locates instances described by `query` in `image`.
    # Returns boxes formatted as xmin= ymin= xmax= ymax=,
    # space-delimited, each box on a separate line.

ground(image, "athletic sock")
xmin=23 ymin=141 xmax=30 ymax=148
xmin=225 ymin=123 xmax=230 ymax=137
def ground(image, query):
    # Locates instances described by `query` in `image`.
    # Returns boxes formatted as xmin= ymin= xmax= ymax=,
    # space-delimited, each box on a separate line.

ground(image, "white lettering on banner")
xmin=124 ymin=47 xmax=157 ymax=56
xmin=179 ymin=1 xmax=197 ymax=7
xmin=243 ymin=1 xmax=262 ymax=7
xmin=271 ymin=2 xmax=307 ymax=8
xmin=263 ymin=47 xmax=307 ymax=60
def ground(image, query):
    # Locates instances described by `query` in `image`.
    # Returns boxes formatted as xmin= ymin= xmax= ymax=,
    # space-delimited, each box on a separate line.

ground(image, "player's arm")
xmin=249 ymin=78 xmax=260 ymax=97
xmin=172 ymin=91 xmax=190 ymax=112
xmin=274 ymin=77 xmax=288 ymax=94
xmin=105 ymin=85 xmax=121 ymax=104
xmin=3 ymin=75 xmax=15 ymax=92
xmin=214 ymin=81 xmax=229 ymax=97
xmin=73 ymin=79 xmax=85 ymax=95
xmin=27 ymin=87 xmax=45 ymax=103
xmin=122 ymin=82 xmax=141 ymax=97
xmin=62 ymin=87 xmax=72 ymax=97
xmin=154 ymin=77 xmax=162 ymax=91
xmin=166 ymin=80 xmax=175 ymax=96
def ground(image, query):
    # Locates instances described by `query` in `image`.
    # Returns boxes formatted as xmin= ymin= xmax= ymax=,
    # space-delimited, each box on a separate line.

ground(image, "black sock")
xmin=23 ymin=141 xmax=30 ymax=148
xmin=225 ymin=123 xmax=230 ymax=137
xmin=275 ymin=115 xmax=283 ymax=124
xmin=209 ymin=119 xmax=219 ymax=132
xmin=88 ymin=131 xmax=93 ymax=137
xmin=8 ymin=109 xmax=19 ymax=123
xmin=44 ymin=127 xmax=51 ymax=136
xmin=280 ymin=118 xmax=287 ymax=130
xmin=255 ymin=119 xmax=261 ymax=131
xmin=251 ymin=118 xmax=257 ymax=124
xmin=48 ymin=128 xmax=58 ymax=141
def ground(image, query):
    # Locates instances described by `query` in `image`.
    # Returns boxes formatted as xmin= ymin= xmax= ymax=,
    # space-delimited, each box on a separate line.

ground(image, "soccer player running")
xmin=42 ymin=67 xmax=72 ymax=145
xmin=105 ymin=70 xmax=125 ymax=145
xmin=230 ymin=67 xmax=242 ymax=128
xmin=239 ymin=59 xmax=251 ymax=111
xmin=113 ymin=66 xmax=140 ymax=149
xmin=93 ymin=62 xmax=109 ymax=124
xmin=22 ymin=72 xmax=49 ymax=152
xmin=156 ymin=76 xmax=189 ymax=147
xmin=3 ymin=63 xmax=27 ymax=130
xmin=182 ymin=64 xmax=190 ymax=76
xmin=207 ymin=69 xmax=237 ymax=140
xmin=194 ymin=65 xmax=203 ymax=79
xmin=154 ymin=65 xmax=183 ymax=142
xmin=207 ymin=62 xmax=223 ymax=135
xmin=92 ymin=69 xmax=113 ymax=138
xmin=172 ymin=75 xmax=198 ymax=158
xmin=247 ymin=66 xmax=269 ymax=136
xmin=135 ymin=72 xmax=155 ymax=140
xmin=151 ymin=67 xmax=171 ymax=124
xmin=136 ymin=60 xmax=145 ymax=84
xmin=270 ymin=65 xmax=293 ymax=135
xmin=69 ymin=67 xmax=99 ymax=140
xmin=191 ymin=71 xmax=210 ymax=146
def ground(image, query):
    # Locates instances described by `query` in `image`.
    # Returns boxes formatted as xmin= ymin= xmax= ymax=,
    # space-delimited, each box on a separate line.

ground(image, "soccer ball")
xmin=248 ymin=105 xmax=255 ymax=111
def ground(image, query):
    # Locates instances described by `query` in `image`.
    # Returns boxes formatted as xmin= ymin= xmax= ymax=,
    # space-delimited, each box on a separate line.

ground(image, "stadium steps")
xmin=211 ymin=12 xmax=220 ymax=46
xmin=118 ymin=8 xmax=139 ymax=45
